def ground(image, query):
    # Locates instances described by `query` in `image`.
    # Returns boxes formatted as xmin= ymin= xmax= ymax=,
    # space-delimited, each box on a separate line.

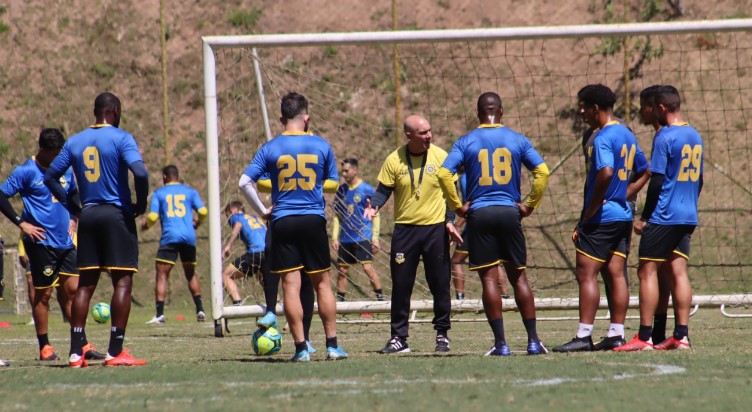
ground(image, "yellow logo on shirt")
xmin=354 ymin=194 xmax=362 ymax=203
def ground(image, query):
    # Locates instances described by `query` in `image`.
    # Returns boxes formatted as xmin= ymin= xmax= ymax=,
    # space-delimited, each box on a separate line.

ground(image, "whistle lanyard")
xmin=405 ymin=146 xmax=428 ymax=199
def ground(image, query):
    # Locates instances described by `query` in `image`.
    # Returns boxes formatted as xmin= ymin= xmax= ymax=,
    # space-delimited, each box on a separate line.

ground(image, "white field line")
xmin=513 ymin=363 xmax=686 ymax=387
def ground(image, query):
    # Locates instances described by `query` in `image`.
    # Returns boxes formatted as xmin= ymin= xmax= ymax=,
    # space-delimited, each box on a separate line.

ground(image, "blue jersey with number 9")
xmin=48 ymin=125 xmax=143 ymax=213
xmin=243 ymin=132 xmax=338 ymax=221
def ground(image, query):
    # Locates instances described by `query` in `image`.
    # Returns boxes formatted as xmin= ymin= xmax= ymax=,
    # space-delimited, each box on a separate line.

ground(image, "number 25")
xmin=277 ymin=154 xmax=318 ymax=191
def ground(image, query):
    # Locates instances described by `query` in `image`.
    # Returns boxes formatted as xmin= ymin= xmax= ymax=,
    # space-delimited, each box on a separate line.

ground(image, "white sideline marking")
xmin=514 ymin=363 xmax=686 ymax=387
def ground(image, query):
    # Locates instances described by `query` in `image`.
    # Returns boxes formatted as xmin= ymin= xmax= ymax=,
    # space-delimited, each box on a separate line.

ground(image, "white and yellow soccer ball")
xmin=91 ymin=302 xmax=111 ymax=324
xmin=252 ymin=326 xmax=282 ymax=355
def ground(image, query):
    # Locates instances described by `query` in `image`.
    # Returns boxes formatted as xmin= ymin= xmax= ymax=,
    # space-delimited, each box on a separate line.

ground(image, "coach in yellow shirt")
xmin=364 ymin=114 xmax=462 ymax=354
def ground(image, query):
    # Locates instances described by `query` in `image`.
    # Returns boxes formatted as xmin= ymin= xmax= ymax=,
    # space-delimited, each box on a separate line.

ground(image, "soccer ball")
xmin=91 ymin=302 xmax=111 ymax=324
xmin=252 ymin=326 xmax=282 ymax=355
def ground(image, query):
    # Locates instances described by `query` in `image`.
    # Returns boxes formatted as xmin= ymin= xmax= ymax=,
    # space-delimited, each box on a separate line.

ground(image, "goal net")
xmin=203 ymin=20 xmax=752 ymax=323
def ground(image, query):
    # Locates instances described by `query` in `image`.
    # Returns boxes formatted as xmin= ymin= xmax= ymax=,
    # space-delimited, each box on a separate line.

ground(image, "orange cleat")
xmin=40 ymin=344 xmax=59 ymax=361
xmin=613 ymin=334 xmax=654 ymax=352
xmin=654 ymin=336 xmax=692 ymax=350
xmin=104 ymin=349 xmax=147 ymax=367
xmin=68 ymin=353 xmax=89 ymax=368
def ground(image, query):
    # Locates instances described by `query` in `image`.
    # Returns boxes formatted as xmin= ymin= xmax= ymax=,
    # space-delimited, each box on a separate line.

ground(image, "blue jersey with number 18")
xmin=648 ymin=123 xmax=703 ymax=225
xmin=243 ymin=131 xmax=338 ymax=221
xmin=48 ymin=125 xmax=143 ymax=212
xmin=443 ymin=125 xmax=545 ymax=212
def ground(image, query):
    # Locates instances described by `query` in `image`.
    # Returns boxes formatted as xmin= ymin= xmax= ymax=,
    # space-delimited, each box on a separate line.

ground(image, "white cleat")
xmin=146 ymin=315 xmax=166 ymax=324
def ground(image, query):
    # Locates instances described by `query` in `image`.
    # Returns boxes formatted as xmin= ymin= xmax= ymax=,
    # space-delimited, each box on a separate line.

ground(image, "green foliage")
xmin=323 ymin=45 xmax=338 ymax=58
xmin=228 ymin=8 xmax=262 ymax=32
xmin=91 ymin=62 xmax=115 ymax=79
xmin=0 ymin=22 xmax=8 ymax=34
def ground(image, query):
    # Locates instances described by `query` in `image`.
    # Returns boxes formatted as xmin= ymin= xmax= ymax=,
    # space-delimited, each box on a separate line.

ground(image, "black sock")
xmin=488 ymin=318 xmax=506 ymax=347
xmin=294 ymin=341 xmax=307 ymax=353
xmin=301 ymin=276 xmax=314 ymax=342
xmin=674 ymin=324 xmax=688 ymax=340
xmin=303 ymin=316 xmax=312 ymax=342
xmin=193 ymin=295 xmax=204 ymax=313
xmin=374 ymin=289 xmax=384 ymax=301
xmin=522 ymin=318 xmax=540 ymax=343
xmin=437 ymin=329 xmax=449 ymax=339
xmin=456 ymin=292 xmax=465 ymax=300
xmin=652 ymin=313 xmax=668 ymax=343
xmin=232 ymin=300 xmax=242 ymax=306
xmin=638 ymin=324 xmax=653 ymax=342
xmin=38 ymin=334 xmax=50 ymax=351
xmin=108 ymin=327 xmax=126 ymax=357
xmin=156 ymin=301 xmax=165 ymax=317
xmin=326 ymin=336 xmax=338 ymax=349
xmin=336 ymin=291 xmax=345 ymax=302
xmin=70 ymin=326 xmax=86 ymax=356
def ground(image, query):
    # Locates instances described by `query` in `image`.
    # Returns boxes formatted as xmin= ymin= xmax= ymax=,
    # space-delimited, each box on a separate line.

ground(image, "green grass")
xmin=1 ymin=307 xmax=751 ymax=410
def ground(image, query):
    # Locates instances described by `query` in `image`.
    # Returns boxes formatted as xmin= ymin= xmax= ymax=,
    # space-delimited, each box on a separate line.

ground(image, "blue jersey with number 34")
xmin=243 ymin=132 xmax=338 ymax=221
xmin=48 ymin=125 xmax=143 ymax=212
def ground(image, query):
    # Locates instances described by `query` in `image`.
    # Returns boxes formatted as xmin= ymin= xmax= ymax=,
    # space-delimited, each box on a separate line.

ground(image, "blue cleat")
xmin=306 ymin=340 xmax=317 ymax=354
xmin=484 ymin=344 xmax=511 ymax=357
xmin=326 ymin=346 xmax=348 ymax=360
xmin=527 ymin=341 xmax=549 ymax=355
xmin=290 ymin=349 xmax=310 ymax=362
xmin=256 ymin=312 xmax=278 ymax=329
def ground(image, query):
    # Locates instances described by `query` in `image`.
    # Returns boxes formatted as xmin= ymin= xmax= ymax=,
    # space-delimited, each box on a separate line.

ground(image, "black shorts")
xmin=77 ymin=204 xmax=138 ymax=272
xmin=232 ymin=252 xmax=264 ymax=276
xmin=575 ymin=220 xmax=632 ymax=263
xmin=269 ymin=215 xmax=330 ymax=274
xmin=337 ymin=241 xmax=373 ymax=266
xmin=638 ymin=223 xmax=695 ymax=261
xmin=454 ymin=227 xmax=469 ymax=254
xmin=466 ymin=206 xmax=526 ymax=270
xmin=23 ymin=240 xmax=77 ymax=289
xmin=156 ymin=243 xmax=197 ymax=265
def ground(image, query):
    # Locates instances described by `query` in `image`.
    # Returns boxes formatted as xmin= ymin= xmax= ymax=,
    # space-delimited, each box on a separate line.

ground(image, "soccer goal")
xmin=203 ymin=19 xmax=752 ymax=332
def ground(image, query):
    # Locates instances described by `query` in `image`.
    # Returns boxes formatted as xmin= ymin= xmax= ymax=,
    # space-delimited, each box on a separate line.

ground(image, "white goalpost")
xmin=203 ymin=19 xmax=752 ymax=335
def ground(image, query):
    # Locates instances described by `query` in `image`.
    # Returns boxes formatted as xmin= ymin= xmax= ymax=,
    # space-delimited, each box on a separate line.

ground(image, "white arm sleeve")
xmin=238 ymin=174 xmax=268 ymax=216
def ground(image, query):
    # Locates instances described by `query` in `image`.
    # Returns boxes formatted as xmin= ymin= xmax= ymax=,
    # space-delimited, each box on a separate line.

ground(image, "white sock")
xmin=607 ymin=323 xmax=624 ymax=338
xmin=576 ymin=323 xmax=594 ymax=338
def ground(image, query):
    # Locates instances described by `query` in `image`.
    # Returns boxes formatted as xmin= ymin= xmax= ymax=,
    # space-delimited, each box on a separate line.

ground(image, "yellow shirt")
xmin=377 ymin=145 xmax=454 ymax=225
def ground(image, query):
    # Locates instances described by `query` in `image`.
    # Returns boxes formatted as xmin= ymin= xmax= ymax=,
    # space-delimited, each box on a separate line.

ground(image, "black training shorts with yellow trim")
xmin=23 ymin=239 xmax=78 ymax=289
xmin=638 ymin=223 xmax=694 ymax=262
xmin=232 ymin=252 xmax=264 ymax=276
xmin=77 ymin=204 xmax=139 ymax=272
xmin=156 ymin=242 xmax=197 ymax=265
xmin=337 ymin=240 xmax=373 ymax=266
xmin=574 ymin=220 xmax=632 ymax=263
xmin=269 ymin=215 xmax=330 ymax=275
xmin=467 ymin=205 xmax=526 ymax=271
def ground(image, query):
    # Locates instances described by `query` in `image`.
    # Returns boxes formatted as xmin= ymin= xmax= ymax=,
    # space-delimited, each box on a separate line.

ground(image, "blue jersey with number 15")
xmin=443 ymin=125 xmax=545 ymax=212
xmin=149 ymin=183 xmax=206 ymax=246
xmin=48 ymin=125 xmax=143 ymax=212
xmin=243 ymin=132 xmax=338 ymax=221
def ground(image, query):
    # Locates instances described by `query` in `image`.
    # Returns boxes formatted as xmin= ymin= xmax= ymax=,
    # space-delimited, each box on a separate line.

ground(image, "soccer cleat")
xmin=197 ymin=311 xmax=207 ymax=322
xmin=290 ymin=349 xmax=311 ymax=362
xmin=68 ymin=353 xmax=88 ymax=368
xmin=527 ymin=341 xmax=549 ymax=355
xmin=613 ymin=334 xmax=654 ymax=352
xmin=104 ymin=349 xmax=147 ymax=366
xmin=0 ymin=359 xmax=9 ymax=367
xmin=435 ymin=335 xmax=450 ymax=352
xmin=379 ymin=336 xmax=411 ymax=354
xmin=40 ymin=344 xmax=59 ymax=361
xmin=593 ymin=336 xmax=627 ymax=351
xmin=326 ymin=346 xmax=349 ymax=360
xmin=82 ymin=343 xmax=106 ymax=360
xmin=306 ymin=340 xmax=317 ymax=354
xmin=484 ymin=343 xmax=511 ymax=357
xmin=256 ymin=312 xmax=278 ymax=329
xmin=552 ymin=336 xmax=595 ymax=352
xmin=146 ymin=315 xmax=166 ymax=324
xmin=654 ymin=336 xmax=691 ymax=351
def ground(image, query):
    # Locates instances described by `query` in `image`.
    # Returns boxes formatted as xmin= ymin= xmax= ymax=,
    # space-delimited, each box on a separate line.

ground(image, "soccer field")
xmin=1 ymin=307 xmax=751 ymax=411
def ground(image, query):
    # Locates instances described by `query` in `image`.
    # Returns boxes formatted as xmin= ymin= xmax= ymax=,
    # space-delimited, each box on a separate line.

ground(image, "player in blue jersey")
xmin=0 ymin=129 xmax=104 ymax=362
xmin=44 ymin=92 xmax=149 ymax=367
xmin=221 ymin=200 xmax=266 ymax=304
xmin=142 ymin=165 xmax=208 ymax=324
xmin=554 ymin=84 xmax=649 ymax=352
xmin=239 ymin=92 xmax=347 ymax=362
xmin=439 ymin=92 xmax=551 ymax=356
xmin=331 ymin=158 xmax=383 ymax=302
xmin=616 ymin=85 xmax=704 ymax=352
